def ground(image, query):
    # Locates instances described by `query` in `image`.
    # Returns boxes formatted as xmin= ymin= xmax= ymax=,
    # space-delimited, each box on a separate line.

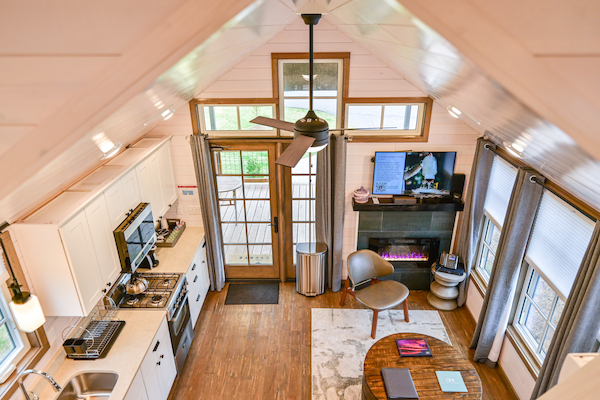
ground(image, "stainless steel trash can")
xmin=296 ymin=242 xmax=327 ymax=296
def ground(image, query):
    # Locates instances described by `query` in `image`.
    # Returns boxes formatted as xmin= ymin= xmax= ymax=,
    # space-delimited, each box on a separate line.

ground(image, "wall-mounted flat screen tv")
xmin=372 ymin=151 xmax=457 ymax=195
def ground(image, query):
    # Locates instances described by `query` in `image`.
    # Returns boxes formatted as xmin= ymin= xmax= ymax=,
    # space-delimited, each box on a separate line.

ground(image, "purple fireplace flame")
xmin=381 ymin=252 xmax=428 ymax=262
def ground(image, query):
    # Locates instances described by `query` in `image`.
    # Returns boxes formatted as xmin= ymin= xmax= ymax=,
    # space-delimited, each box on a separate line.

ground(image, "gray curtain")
xmin=456 ymin=137 xmax=496 ymax=306
xmin=316 ymin=135 xmax=346 ymax=291
xmin=190 ymin=134 xmax=225 ymax=291
xmin=470 ymin=169 xmax=544 ymax=365
xmin=531 ymin=221 xmax=600 ymax=398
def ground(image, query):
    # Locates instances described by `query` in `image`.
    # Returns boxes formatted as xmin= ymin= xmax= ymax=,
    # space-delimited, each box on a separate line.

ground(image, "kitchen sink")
xmin=56 ymin=372 xmax=118 ymax=400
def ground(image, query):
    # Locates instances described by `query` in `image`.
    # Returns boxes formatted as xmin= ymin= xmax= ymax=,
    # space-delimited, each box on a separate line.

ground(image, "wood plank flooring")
xmin=169 ymin=283 xmax=518 ymax=400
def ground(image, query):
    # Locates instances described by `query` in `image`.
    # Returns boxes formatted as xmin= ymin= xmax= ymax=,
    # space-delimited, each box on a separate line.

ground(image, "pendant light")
xmin=0 ymin=228 xmax=45 ymax=333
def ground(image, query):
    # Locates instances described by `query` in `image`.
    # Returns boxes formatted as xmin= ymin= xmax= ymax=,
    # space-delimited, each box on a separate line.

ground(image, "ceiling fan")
xmin=250 ymin=13 xmax=356 ymax=168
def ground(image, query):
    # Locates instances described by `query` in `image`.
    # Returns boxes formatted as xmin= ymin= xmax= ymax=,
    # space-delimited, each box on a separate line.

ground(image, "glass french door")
xmin=212 ymin=143 xmax=280 ymax=279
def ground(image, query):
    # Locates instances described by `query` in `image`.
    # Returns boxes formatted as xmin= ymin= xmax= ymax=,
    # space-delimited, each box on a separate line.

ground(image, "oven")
xmin=167 ymin=289 xmax=193 ymax=374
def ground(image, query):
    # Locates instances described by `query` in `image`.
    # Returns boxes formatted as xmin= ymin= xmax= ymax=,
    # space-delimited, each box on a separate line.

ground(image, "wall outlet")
xmin=188 ymin=206 xmax=202 ymax=215
xmin=177 ymin=206 xmax=184 ymax=215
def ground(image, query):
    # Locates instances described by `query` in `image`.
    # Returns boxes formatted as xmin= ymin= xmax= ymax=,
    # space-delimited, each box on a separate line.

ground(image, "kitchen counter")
xmin=38 ymin=310 xmax=166 ymax=400
xmin=152 ymin=227 xmax=205 ymax=274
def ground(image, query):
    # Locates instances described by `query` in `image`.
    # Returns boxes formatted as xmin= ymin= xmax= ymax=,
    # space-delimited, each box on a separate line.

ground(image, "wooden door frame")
xmin=209 ymin=140 xmax=293 ymax=281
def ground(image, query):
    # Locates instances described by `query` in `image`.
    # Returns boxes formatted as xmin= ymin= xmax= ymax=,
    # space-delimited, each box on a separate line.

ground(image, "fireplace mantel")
xmin=352 ymin=197 xmax=464 ymax=212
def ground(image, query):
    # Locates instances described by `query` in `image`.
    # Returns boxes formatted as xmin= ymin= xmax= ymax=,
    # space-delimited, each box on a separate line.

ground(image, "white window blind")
xmin=484 ymin=156 xmax=517 ymax=227
xmin=525 ymin=191 xmax=595 ymax=299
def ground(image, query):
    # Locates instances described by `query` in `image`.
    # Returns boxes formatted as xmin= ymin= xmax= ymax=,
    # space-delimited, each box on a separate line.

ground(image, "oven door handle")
xmin=171 ymin=292 xmax=189 ymax=322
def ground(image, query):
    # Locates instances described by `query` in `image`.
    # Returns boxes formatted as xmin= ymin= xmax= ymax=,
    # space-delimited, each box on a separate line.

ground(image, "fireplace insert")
xmin=368 ymin=238 xmax=440 ymax=269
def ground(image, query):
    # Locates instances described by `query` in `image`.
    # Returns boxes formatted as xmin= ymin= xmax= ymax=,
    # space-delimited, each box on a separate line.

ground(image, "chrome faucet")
xmin=17 ymin=369 xmax=62 ymax=400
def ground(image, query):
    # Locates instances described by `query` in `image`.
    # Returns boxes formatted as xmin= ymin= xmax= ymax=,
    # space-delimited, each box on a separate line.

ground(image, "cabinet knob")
xmin=106 ymin=282 xmax=111 ymax=286
xmin=196 ymin=294 xmax=201 ymax=302
xmin=192 ymin=264 xmax=196 ymax=271
xmin=102 ymin=289 xmax=107 ymax=293
xmin=157 ymin=361 xmax=161 ymax=366
xmin=160 ymin=354 xmax=164 ymax=359
xmin=193 ymin=276 xmax=198 ymax=283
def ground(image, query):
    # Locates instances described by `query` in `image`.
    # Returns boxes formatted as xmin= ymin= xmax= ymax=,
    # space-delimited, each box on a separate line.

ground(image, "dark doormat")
xmin=225 ymin=283 xmax=279 ymax=305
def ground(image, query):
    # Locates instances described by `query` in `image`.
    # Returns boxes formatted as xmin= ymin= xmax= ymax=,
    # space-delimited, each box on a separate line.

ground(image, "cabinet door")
xmin=104 ymin=183 xmax=126 ymax=230
xmin=60 ymin=212 xmax=104 ymax=315
xmin=146 ymin=152 xmax=166 ymax=221
xmin=158 ymin=144 xmax=177 ymax=211
xmin=156 ymin=323 xmax=177 ymax=398
xmin=124 ymin=369 xmax=148 ymax=400
xmin=84 ymin=196 xmax=121 ymax=287
xmin=120 ymin=168 xmax=141 ymax=214
xmin=136 ymin=158 xmax=160 ymax=224
xmin=188 ymin=239 xmax=210 ymax=328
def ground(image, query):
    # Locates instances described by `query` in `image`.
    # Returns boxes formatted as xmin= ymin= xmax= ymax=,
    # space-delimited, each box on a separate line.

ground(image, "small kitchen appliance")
xmin=113 ymin=202 xmax=157 ymax=273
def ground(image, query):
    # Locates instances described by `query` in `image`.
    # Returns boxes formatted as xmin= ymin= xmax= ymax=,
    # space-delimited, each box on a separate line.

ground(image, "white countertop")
xmin=152 ymin=227 xmax=205 ymax=274
xmin=38 ymin=310 xmax=166 ymax=400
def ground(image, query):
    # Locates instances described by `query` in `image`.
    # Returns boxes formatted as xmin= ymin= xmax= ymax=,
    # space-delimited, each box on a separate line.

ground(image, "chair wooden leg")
xmin=403 ymin=298 xmax=410 ymax=323
xmin=371 ymin=310 xmax=379 ymax=339
xmin=340 ymin=279 xmax=350 ymax=306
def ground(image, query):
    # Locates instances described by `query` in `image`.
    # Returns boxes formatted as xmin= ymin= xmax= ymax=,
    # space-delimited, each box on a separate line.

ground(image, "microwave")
xmin=114 ymin=203 xmax=157 ymax=273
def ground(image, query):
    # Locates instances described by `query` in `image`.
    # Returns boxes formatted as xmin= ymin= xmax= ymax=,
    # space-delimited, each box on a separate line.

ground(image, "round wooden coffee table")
xmin=362 ymin=333 xmax=482 ymax=399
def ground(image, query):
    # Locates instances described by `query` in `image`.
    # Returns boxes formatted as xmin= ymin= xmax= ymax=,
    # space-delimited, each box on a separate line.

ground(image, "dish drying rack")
xmin=62 ymin=298 xmax=125 ymax=360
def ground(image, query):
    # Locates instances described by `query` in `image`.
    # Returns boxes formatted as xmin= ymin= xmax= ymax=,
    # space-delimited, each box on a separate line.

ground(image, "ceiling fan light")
xmin=307 ymin=143 xmax=328 ymax=153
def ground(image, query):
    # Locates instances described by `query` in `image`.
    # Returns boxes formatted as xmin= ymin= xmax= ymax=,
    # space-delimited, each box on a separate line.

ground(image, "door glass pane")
xmin=481 ymin=247 xmax=494 ymax=276
xmin=383 ymin=105 xmax=419 ymax=130
xmin=284 ymin=98 xmax=309 ymax=122
xmin=219 ymin=200 xmax=244 ymax=222
xmin=293 ymin=200 xmax=316 ymax=222
xmin=530 ymin=275 xmax=556 ymax=318
xmin=313 ymin=99 xmax=337 ymax=127
xmin=215 ymin=151 xmax=242 ymax=175
xmin=249 ymin=245 xmax=273 ymax=265
xmin=245 ymin=200 xmax=271 ymax=222
xmin=542 ymin=326 xmax=555 ymax=356
xmin=244 ymin=177 xmax=269 ymax=199
xmin=551 ymin=298 xmax=565 ymax=326
xmin=242 ymin=151 xmax=269 ymax=176
xmin=291 ymin=176 xmax=316 ymax=198
xmin=224 ymin=245 xmax=248 ymax=265
xmin=282 ymin=62 xmax=338 ymax=97
xmin=347 ymin=105 xmax=382 ymax=129
xmin=203 ymin=106 xmax=238 ymax=130
xmin=247 ymin=223 xmax=272 ymax=244
xmin=239 ymin=106 xmax=274 ymax=131
xmin=221 ymin=223 xmax=247 ymax=244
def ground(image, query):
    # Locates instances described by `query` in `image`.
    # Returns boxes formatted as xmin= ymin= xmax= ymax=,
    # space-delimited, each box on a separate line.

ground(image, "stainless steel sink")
xmin=56 ymin=372 xmax=118 ymax=400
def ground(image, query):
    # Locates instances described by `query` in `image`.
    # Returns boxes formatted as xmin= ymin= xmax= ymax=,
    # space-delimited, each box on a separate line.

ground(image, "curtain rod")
xmin=484 ymin=143 xmax=597 ymax=222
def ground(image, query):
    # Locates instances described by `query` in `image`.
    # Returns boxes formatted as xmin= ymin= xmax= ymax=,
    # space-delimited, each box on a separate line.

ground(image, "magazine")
xmin=396 ymin=338 xmax=432 ymax=357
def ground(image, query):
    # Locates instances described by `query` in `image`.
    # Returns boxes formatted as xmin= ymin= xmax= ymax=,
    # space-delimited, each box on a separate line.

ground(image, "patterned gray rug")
xmin=311 ymin=308 xmax=451 ymax=400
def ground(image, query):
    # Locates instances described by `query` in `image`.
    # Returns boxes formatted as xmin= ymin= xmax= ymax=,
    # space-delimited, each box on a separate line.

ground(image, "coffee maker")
xmin=139 ymin=246 xmax=159 ymax=269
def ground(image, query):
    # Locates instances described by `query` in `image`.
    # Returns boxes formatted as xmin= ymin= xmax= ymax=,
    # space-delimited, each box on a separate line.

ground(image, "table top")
xmin=363 ymin=333 xmax=482 ymax=399
xmin=216 ymin=176 xmax=243 ymax=192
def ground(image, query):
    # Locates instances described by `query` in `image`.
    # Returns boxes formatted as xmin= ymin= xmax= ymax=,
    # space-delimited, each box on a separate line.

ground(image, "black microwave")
xmin=114 ymin=202 xmax=157 ymax=273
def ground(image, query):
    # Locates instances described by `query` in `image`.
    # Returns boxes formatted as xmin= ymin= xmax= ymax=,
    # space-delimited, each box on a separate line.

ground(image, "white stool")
xmin=427 ymin=265 xmax=466 ymax=311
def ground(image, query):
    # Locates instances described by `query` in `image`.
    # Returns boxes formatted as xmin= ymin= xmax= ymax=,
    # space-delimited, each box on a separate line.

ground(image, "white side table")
xmin=427 ymin=265 xmax=466 ymax=311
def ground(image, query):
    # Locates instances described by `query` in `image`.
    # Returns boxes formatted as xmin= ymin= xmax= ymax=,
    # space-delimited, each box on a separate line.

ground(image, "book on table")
xmin=435 ymin=371 xmax=468 ymax=392
xmin=381 ymin=368 xmax=419 ymax=399
xmin=396 ymin=338 xmax=432 ymax=357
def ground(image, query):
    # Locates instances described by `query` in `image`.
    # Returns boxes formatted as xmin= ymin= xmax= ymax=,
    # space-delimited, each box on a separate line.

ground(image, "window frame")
xmin=472 ymin=213 xmax=502 ymax=289
xmin=278 ymin=58 xmax=344 ymax=133
xmin=512 ymin=262 xmax=564 ymax=364
xmin=192 ymin=99 xmax=279 ymax=137
xmin=343 ymin=97 xmax=433 ymax=142
xmin=0 ymin=285 xmax=29 ymax=371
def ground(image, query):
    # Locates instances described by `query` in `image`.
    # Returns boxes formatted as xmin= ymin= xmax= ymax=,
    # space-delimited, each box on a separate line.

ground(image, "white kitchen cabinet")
xmin=187 ymin=237 xmax=210 ymax=328
xmin=158 ymin=143 xmax=177 ymax=216
xmin=120 ymin=168 xmax=141 ymax=213
xmin=124 ymin=369 xmax=149 ymax=400
xmin=104 ymin=181 xmax=127 ymax=230
xmin=84 ymin=195 xmax=121 ymax=286
xmin=141 ymin=317 xmax=177 ymax=400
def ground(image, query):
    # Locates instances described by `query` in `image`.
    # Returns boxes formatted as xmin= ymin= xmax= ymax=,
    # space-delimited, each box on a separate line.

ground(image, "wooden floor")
xmin=169 ymin=283 xmax=518 ymax=400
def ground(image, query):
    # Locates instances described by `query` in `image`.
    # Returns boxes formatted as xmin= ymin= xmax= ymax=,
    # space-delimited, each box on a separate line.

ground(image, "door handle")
xmin=270 ymin=217 xmax=279 ymax=233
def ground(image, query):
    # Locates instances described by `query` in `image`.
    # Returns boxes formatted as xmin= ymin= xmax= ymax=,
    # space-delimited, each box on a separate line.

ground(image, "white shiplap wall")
xmin=148 ymin=19 xmax=481 ymax=276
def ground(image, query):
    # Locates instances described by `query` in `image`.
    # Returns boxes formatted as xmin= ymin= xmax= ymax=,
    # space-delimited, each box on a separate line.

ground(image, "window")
xmin=475 ymin=216 xmax=501 ymax=282
xmin=278 ymin=58 xmax=343 ymax=132
xmin=197 ymin=103 xmax=277 ymax=136
xmin=512 ymin=191 xmax=595 ymax=363
xmin=343 ymin=98 xmax=433 ymax=140
xmin=473 ymin=156 xmax=517 ymax=286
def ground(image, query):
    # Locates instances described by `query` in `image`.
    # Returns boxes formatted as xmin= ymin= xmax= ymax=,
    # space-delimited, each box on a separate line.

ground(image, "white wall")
xmin=466 ymin=279 xmax=536 ymax=400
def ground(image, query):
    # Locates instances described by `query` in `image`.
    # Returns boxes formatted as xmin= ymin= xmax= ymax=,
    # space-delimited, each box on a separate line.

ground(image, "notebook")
xmin=381 ymin=368 xmax=419 ymax=399
xmin=396 ymin=338 xmax=432 ymax=357
xmin=435 ymin=371 xmax=468 ymax=393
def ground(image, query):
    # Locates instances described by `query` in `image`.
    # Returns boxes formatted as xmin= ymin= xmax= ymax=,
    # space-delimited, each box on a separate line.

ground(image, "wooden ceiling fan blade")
xmin=276 ymin=135 xmax=316 ymax=168
xmin=250 ymin=116 xmax=295 ymax=132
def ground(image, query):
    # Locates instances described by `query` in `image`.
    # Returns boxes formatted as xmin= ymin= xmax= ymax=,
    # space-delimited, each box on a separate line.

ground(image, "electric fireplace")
xmin=368 ymin=238 xmax=440 ymax=269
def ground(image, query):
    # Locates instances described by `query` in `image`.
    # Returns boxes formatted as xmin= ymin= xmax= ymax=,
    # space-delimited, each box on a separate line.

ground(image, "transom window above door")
xmin=278 ymin=58 xmax=343 ymax=135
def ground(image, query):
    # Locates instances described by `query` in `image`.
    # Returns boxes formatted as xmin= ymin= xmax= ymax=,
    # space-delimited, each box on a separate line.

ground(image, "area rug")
xmin=311 ymin=308 xmax=451 ymax=400
xmin=224 ymin=283 xmax=279 ymax=305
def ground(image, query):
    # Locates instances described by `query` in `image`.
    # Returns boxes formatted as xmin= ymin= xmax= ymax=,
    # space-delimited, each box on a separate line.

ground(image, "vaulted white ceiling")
xmin=1 ymin=0 xmax=600 ymax=223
